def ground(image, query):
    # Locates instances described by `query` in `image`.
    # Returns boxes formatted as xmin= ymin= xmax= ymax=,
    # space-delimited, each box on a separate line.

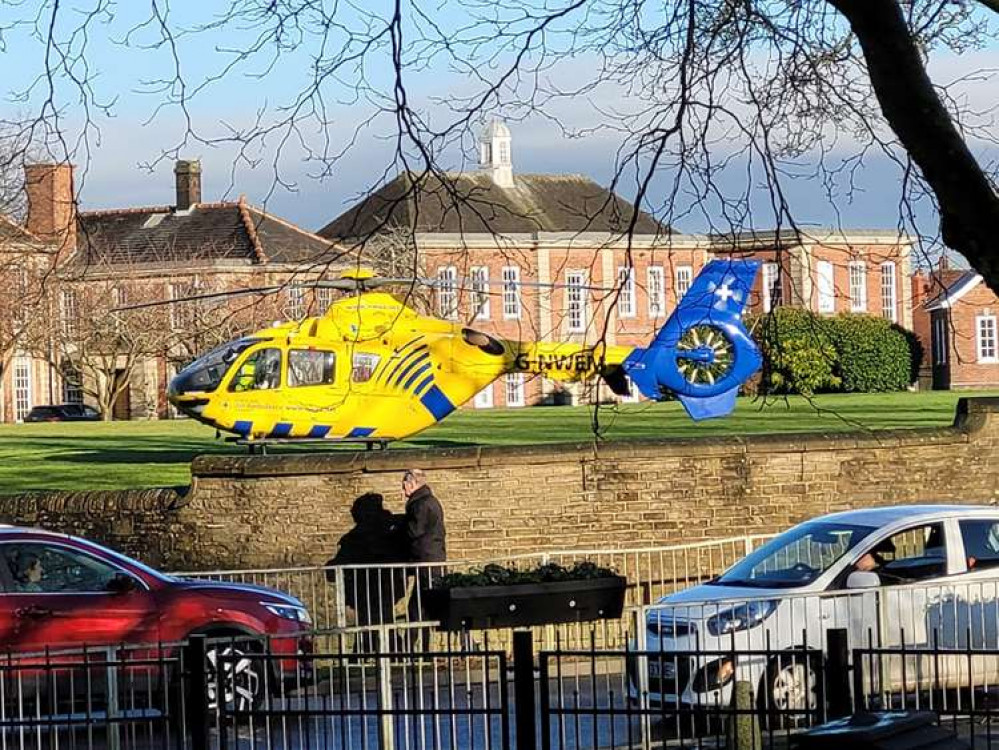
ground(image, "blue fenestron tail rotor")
xmin=622 ymin=259 xmax=763 ymax=420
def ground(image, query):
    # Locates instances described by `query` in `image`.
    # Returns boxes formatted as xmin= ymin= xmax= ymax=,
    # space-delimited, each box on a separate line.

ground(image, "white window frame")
xmin=60 ymin=289 xmax=78 ymax=337
xmin=287 ymin=286 xmax=306 ymax=319
xmin=502 ymin=267 xmax=521 ymax=320
xmin=675 ymin=266 xmax=693 ymax=300
xmin=14 ymin=357 xmax=32 ymax=422
xmin=647 ymin=266 xmax=665 ymax=318
xmin=505 ymin=373 xmax=525 ymax=407
xmin=316 ymin=286 xmax=335 ymax=312
xmin=880 ymin=261 xmax=897 ymax=322
xmin=849 ymin=261 xmax=867 ymax=313
xmin=617 ymin=266 xmax=636 ymax=319
xmin=62 ymin=364 xmax=83 ymax=404
xmin=762 ymin=262 xmax=780 ymax=313
xmin=816 ymin=260 xmax=835 ymax=314
xmin=977 ymin=315 xmax=998 ymax=364
xmin=933 ymin=316 xmax=949 ymax=366
xmin=473 ymin=384 xmax=494 ymax=409
xmin=437 ymin=266 xmax=458 ymax=320
xmin=566 ymin=270 xmax=587 ymax=333
xmin=471 ymin=266 xmax=490 ymax=320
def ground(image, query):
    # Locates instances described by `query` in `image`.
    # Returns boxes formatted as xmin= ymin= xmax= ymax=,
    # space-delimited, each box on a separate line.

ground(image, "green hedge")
xmin=749 ymin=308 xmax=919 ymax=395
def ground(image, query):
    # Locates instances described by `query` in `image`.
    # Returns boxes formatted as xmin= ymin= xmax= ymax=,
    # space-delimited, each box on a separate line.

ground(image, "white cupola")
xmin=479 ymin=120 xmax=514 ymax=188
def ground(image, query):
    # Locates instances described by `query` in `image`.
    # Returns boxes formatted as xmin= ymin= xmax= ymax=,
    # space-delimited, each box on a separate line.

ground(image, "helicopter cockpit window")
xmin=352 ymin=353 xmax=380 ymax=383
xmin=288 ymin=350 xmax=336 ymax=387
xmin=169 ymin=338 xmax=257 ymax=395
xmin=229 ymin=348 xmax=282 ymax=392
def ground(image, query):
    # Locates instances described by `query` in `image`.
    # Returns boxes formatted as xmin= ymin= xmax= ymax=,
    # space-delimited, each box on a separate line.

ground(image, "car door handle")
xmin=15 ymin=606 xmax=53 ymax=620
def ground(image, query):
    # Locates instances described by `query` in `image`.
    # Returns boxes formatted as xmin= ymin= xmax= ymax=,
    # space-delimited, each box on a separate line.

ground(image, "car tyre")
xmin=757 ymin=653 xmax=820 ymax=731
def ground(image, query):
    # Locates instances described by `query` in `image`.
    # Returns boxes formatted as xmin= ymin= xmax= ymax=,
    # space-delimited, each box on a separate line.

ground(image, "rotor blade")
xmin=113 ymin=285 xmax=285 ymax=312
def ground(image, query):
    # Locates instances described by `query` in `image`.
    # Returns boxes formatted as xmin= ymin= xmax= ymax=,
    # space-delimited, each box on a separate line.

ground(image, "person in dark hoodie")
xmin=402 ymin=468 xmax=446 ymax=628
xmin=327 ymin=493 xmax=407 ymax=630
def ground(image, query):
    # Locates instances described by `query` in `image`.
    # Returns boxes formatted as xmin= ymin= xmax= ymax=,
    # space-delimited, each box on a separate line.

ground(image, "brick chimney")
xmin=174 ymin=159 xmax=202 ymax=211
xmin=24 ymin=163 xmax=76 ymax=251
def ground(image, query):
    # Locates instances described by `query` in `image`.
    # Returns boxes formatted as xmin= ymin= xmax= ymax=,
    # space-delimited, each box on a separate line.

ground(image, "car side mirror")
xmin=846 ymin=571 xmax=880 ymax=590
xmin=106 ymin=574 xmax=138 ymax=595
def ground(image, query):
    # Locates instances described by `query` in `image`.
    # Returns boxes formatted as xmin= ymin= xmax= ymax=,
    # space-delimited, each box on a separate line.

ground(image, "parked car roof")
xmin=817 ymin=504 xmax=999 ymax=528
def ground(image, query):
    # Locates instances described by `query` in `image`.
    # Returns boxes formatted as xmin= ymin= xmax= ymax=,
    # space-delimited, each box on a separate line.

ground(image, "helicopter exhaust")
xmin=622 ymin=259 xmax=762 ymax=421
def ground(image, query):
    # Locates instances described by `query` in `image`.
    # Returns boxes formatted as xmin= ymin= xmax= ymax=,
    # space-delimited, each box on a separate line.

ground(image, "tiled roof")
xmin=74 ymin=198 xmax=343 ymax=267
xmin=318 ymin=172 xmax=669 ymax=241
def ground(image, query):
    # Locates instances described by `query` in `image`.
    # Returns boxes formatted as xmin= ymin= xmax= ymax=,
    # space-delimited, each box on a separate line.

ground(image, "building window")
xmin=648 ymin=266 xmax=665 ymax=318
xmin=14 ymin=357 xmax=31 ymax=422
xmin=60 ymin=289 xmax=78 ymax=337
xmin=849 ymin=261 xmax=867 ymax=312
xmin=880 ymin=262 xmax=897 ymax=322
xmin=499 ymin=141 xmax=509 ymax=165
xmin=471 ymin=267 xmax=490 ymax=320
xmin=762 ymin=262 xmax=781 ymax=313
xmin=62 ymin=363 xmax=83 ymax=404
xmin=473 ymin=384 xmax=494 ymax=409
xmin=566 ymin=271 xmax=587 ymax=333
xmin=505 ymin=374 xmax=525 ymax=407
xmin=437 ymin=266 xmax=458 ymax=320
xmin=978 ymin=315 xmax=998 ymax=363
xmin=169 ymin=281 xmax=200 ymax=330
xmin=502 ymin=267 xmax=521 ymax=320
xmin=932 ymin=316 xmax=949 ymax=366
xmin=287 ymin=286 xmax=306 ymax=319
xmin=675 ymin=266 xmax=693 ymax=300
xmin=316 ymin=286 xmax=335 ymax=312
xmin=617 ymin=266 xmax=636 ymax=319
xmin=816 ymin=260 xmax=835 ymax=314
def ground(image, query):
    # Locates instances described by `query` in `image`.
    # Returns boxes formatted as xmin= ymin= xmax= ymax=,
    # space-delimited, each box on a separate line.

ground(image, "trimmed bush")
xmin=749 ymin=308 xmax=917 ymax=395
xmin=750 ymin=308 xmax=840 ymax=395
xmin=826 ymin=314 xmax=916 ymax=392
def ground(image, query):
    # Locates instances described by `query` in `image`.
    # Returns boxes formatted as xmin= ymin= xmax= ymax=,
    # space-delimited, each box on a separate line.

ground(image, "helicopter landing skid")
xmin=226 ymin=437 xmax=391 ymax=455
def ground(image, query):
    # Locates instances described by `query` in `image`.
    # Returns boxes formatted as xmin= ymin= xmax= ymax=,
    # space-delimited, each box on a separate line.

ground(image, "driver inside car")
xmin=853 ymin=539 xmax=896 ymax=582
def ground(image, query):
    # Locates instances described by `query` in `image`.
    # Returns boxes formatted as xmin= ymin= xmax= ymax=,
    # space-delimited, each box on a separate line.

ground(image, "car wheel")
xmin=758 ymin=654 xmax=820 ymax=731
xmin=205 ymin=638 xmax=266 ymax=713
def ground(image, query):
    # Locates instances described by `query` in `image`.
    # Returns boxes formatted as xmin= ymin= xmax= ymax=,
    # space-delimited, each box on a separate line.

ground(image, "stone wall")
xmin=1 ymin=398 xmax=997 ymax=571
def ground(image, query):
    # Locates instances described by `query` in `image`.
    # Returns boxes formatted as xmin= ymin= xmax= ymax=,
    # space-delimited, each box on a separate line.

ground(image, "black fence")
xmin=10 ymin=627 xmax=999 ymax=750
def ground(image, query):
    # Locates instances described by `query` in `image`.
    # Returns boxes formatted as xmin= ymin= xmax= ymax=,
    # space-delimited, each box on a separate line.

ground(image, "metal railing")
xmin=173 ymin=534 xmax=774 ymax=633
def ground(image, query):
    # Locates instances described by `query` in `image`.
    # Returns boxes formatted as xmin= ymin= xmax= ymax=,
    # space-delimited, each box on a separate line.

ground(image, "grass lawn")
xmin=0 ymin=390 xmax=992 ymax=495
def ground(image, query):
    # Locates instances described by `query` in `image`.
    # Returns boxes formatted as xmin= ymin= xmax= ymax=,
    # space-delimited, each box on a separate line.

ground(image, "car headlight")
xmin=263 ymin=603 xmax=313 ymax=625
xmin=706 ymin=600 xmax=776 ymax=637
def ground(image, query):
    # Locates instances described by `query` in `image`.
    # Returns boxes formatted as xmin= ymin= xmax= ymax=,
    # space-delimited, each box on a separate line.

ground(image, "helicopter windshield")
xmin=169 ymin=338 xmax=259 ymax=395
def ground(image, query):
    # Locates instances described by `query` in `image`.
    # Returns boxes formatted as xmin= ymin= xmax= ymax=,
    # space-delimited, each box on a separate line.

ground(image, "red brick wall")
xmin=936 ymin=281 xmax=999 ymax=389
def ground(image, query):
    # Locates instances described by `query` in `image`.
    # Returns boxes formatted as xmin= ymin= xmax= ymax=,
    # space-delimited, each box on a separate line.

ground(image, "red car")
xmin=0 ymin=526 xmax=312 ymax=708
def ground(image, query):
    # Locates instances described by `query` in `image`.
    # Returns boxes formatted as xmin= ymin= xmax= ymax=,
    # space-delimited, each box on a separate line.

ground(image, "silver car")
xmin=637 ymin=504 xmax=999 ymax=726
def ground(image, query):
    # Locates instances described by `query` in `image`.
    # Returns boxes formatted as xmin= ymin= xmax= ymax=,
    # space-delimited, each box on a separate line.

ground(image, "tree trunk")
xmin=826 ymin=0 xmax=999 ymax=293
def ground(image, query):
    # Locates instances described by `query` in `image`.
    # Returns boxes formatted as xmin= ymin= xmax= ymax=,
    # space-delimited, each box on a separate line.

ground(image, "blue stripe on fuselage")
xmin=308 ymin=425 xmax=331 ymax=438
xmin=346 ymin=427 xmax=376 ymax=438
xmin=393 ymin=351 xmax=430 ymax=387
xmin=233 ymin=420 xmax=253 ymax=436
xmin=420 ymin=385 xmax=455 ymax=421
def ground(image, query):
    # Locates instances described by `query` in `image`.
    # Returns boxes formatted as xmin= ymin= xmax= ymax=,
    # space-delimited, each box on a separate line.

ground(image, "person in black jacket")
xmin=402 ymin=469 xmax=446 ymax=630
xmin=402 ymin=468 xmax=446 ymax=563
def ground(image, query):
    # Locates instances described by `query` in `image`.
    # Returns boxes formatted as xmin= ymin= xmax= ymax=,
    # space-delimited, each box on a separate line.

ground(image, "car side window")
xmin=854 ymin=523 xmax=947 ymax=585
xmin=959 ymin=520 xmax=999 ymax=572
xmin=1 ymin=543 xmax=124 ymax=594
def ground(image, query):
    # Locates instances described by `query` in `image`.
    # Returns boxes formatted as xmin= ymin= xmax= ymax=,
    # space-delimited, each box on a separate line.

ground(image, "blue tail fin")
xmin=622 ymin=259 xmax=762 ymax=420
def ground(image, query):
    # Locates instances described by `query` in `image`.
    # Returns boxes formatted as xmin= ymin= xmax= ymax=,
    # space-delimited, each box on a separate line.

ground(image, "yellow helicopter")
xmin=162 ymin=261 xmax=762 ymax=447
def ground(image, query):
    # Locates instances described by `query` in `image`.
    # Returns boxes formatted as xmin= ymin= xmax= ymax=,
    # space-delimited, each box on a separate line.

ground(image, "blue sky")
xmin=2 ymin=2 xmax=996 ymax=240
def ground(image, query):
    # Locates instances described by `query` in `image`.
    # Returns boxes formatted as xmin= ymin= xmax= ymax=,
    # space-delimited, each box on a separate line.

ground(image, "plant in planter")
xmin=423 ymin=561 xmax=627 ymax=631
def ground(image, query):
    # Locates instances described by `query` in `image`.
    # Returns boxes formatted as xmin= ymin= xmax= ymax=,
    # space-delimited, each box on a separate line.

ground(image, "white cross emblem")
xmin=715 ymin=282 xmax=738 ymax=304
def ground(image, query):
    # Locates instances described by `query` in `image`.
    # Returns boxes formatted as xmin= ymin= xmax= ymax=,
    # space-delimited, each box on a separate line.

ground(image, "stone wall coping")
xmin=189 ymin=397 xmax=997 ymax=481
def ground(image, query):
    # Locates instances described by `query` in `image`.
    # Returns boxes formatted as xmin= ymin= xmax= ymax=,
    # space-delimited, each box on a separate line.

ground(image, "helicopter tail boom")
xmin=622 ymin=259 xmax=762 ymax=420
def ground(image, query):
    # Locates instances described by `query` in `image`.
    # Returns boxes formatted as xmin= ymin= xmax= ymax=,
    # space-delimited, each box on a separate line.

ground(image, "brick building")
xmin=914 ymin=266 xmax=999 ymax=390
xmin=0 ymin=161 xmax=347 ymax=422
xmin=319 ymin=122 xmax=917 ymax=407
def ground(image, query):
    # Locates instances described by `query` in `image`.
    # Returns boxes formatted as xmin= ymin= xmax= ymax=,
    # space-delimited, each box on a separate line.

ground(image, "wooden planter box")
xmin=423 ymin=576 xmax=627 ymax=631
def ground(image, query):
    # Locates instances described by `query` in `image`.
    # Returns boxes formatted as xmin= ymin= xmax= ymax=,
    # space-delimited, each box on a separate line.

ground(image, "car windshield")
xmin=711 ymin=522 xmax=875 ymax=588
xmin=170 ymin=338 xmax=259 ymax=395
